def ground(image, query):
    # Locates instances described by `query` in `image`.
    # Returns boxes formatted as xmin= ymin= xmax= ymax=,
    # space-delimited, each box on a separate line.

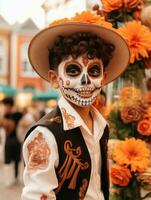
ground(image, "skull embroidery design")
xmin=58 ymin=55 xmax=104 ymax=107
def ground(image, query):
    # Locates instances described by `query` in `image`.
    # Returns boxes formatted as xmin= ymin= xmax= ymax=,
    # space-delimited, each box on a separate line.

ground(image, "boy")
xmin=22 ymin=19 xmax=129 ymax=200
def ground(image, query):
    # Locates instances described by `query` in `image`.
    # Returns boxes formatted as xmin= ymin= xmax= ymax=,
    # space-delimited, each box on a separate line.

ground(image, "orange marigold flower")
xmin=71 ymin=11 xmax=101 ymax=23
xmin=110 ymin=164 xmax=132 ymax=186
xmin=113 ymin=138 xmax=150 ymax=172
xmin=124 ymin=0 xmax=144 ymax=9
xmin=71 ymin=11 xmax=113 ymax=29
xmin=49 ymin=11 xmax=113 ymax=30
xmin=101 ymin=0 xmax=144 ymax=12
xmin=117 ymin=20 xmax=151 ymax=63
xmin=49 ymin=18 xmax=70 ymax=26
xmin=120 ymin=105 xmax=142 ymax=123
xmin=137 ymin=119 xmax=151 ymax=136
xmin=119 ymin=86 xmax=142 ymax=106
xmin=101 ymin=0 xmax=123 ymax=12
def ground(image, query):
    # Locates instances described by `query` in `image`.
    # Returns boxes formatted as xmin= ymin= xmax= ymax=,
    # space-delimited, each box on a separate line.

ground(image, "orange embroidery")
xmin=27 ymin=133 xmax=50 ymax=172
xmin=61 ymin=108 xmax=75 ymax=129
xmin=55 ymin=140 xmax=89 ymax=194
xmin=40 ymin=194 xmax=48 ymax=200
xmin=79 ymin=179 xmax=88 ymax=200
xmin=47 ymin=116 xmax=62 ymax=123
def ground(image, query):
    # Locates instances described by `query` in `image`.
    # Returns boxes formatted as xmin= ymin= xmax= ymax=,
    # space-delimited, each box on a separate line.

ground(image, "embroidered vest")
xmin=25 ymin=106 xmax=109 ymax=200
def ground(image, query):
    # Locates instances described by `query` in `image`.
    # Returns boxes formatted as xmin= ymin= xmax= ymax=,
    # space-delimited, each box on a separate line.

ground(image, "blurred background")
xmin=0 ymin=0 xmax=151 ymax=200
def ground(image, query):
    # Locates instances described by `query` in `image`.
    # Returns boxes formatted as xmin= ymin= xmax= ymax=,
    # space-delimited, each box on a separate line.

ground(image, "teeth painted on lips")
xmin=64 ymin=92 xmax=96 ymax=105
xmin=63 ymin=87 xmax=98 ymax=97
xmin=62 ymin=86 xmax=99 ymax=105
xmin=62 ymin=86 xmax=95 ymax=93
xmin=63 ymin=87 xmax=100 ymax=95
xmin=75 ymin=87 xmax=94 ymax=92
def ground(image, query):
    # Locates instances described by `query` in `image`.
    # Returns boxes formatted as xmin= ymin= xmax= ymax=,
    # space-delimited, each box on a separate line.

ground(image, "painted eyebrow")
xmin=87 ymin=61 xmax=103 ymax=69
xmin=64 ymin=60 xmax=83 ymax=69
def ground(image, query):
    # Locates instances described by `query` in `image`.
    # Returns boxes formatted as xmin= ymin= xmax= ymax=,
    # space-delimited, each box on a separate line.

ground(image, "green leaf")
xmin=108 ymin=109 xmax=135 ymax=139
xmin=109 ymin=193 xmax=122 ymax=200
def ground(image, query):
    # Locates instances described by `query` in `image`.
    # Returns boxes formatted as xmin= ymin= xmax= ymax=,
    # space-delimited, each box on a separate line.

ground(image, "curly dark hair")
xmin=48 ymin=32 xmax=115 ymax=69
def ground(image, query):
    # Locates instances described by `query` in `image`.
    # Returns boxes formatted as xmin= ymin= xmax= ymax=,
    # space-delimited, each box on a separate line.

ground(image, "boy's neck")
xmin=69 ymin=102 xmax=91 ymax=117
xmin=69 ymin=101 xmax=94 ymax=134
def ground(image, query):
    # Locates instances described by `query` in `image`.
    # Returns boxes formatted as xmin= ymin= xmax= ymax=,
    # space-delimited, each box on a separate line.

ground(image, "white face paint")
xmin=58 ymin=55 xmax=104 ymax=107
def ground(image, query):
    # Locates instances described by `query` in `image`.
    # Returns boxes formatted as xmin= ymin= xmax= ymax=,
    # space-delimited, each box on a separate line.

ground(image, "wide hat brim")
xmin=28 ymin=22 xmax=130 ymax=85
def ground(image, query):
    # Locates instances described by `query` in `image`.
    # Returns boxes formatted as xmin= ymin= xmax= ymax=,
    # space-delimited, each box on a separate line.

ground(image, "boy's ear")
xmin=48 ymin=70 xmax=59 ymax=89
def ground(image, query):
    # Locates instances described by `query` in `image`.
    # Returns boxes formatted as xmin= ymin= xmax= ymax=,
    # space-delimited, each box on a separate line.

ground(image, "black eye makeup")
xmin=88 ymin=64 xmax=102 ymax=77
xmin=65 ymin=64 xmax=82 ymax=77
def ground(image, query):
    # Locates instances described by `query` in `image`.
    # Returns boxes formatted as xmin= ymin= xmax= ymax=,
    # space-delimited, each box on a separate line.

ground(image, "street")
xmin=0 ymin=163 xmax=23 ymax=200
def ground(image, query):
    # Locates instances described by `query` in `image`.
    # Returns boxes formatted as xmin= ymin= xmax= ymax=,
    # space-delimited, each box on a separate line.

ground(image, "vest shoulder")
xmin=25 ymin=106 xmax=63 ymax=140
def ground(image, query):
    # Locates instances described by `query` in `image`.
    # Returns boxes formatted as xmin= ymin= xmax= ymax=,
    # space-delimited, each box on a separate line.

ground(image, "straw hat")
xmin=28 ymin=22 xmax=130 ymax=85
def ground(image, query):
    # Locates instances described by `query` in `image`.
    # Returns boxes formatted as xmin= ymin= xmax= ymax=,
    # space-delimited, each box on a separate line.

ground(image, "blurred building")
xmin=0 ymin=15 xmax=45 ymax=92
xmin=0 ymin=0 xmax=102 ymax=93
xmin=44 ymin=0 xmax=101 ymax=24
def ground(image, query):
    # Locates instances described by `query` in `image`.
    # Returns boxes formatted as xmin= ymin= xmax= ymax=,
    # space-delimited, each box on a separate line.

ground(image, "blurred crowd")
xmin=0 ymin=96 xmax=54 ymax=187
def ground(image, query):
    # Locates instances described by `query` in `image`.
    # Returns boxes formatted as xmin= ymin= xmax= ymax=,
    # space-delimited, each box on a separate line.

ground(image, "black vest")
xmin=25 ymin=106 xmax=109 ymax=200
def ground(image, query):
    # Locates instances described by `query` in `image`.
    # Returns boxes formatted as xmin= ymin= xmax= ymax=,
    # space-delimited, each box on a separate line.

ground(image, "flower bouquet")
xmin=116 ymin=20 xmax=151 ymax=84
xmin=92 ymin=0 xmax=151 ymax=87
xmin=91 ymin=1 xmax=151 ymax=199
xmin=108 ymin=86 xmax=151 ymax=140
xmin=110 ymin=138 xmax=151 ymax=200
xmin=107 ymin=86 xmax=151 ymax=199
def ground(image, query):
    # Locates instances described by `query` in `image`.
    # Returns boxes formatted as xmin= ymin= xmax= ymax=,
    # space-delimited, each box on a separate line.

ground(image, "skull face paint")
xmin=58 ymin=55 xmax=104 ymax=107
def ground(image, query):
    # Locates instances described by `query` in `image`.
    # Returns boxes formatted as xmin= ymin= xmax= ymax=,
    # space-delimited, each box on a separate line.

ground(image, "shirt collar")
xmin=58 ymin=96 xmax=107 ymax=132
xmin=58 ymin=96 xmax=81 ymax=130
xmin=91 ymin=105 xmax=108 ymax=139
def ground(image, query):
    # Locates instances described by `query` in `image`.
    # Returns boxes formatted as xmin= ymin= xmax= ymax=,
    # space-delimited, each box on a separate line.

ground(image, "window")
xmin=0 ymin=39 xmax=7 ymax=75
xmin=21 ymin=42 xmax=37 ymax=77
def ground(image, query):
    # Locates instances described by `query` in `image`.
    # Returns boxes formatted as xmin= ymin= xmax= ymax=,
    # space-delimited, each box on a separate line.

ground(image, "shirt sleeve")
xmin=21 ymin=126 xmax=59 ymax=200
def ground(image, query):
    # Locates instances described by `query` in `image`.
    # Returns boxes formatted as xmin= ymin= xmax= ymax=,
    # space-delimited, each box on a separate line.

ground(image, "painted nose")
xmin=81 ymin=74 xmax=91 ymax=85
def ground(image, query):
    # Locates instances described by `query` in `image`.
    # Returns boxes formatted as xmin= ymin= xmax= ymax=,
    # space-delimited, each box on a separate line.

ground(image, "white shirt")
xmin=22 ymin=96 xmax=107 ymax=200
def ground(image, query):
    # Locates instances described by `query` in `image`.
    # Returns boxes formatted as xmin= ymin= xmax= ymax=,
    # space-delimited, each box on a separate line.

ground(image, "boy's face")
xmin=49 ymin=54 xmax=105 ymax=107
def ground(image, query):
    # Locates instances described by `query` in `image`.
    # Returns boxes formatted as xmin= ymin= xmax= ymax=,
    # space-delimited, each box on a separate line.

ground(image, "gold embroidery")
xmin=55 ymin=140 xmax=89 ymax=194
xmin=47 ymin=116 xmax=62 ymax=123
xmin=27 ymin=133 xmax=50 ymax=172
xmin=61 ymin=108 xmax=75 ymax=129
xmin=79 ymin=179 xmax=88 ymax=200
xmin=40 ymin=194 xmax=48 ymax=200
